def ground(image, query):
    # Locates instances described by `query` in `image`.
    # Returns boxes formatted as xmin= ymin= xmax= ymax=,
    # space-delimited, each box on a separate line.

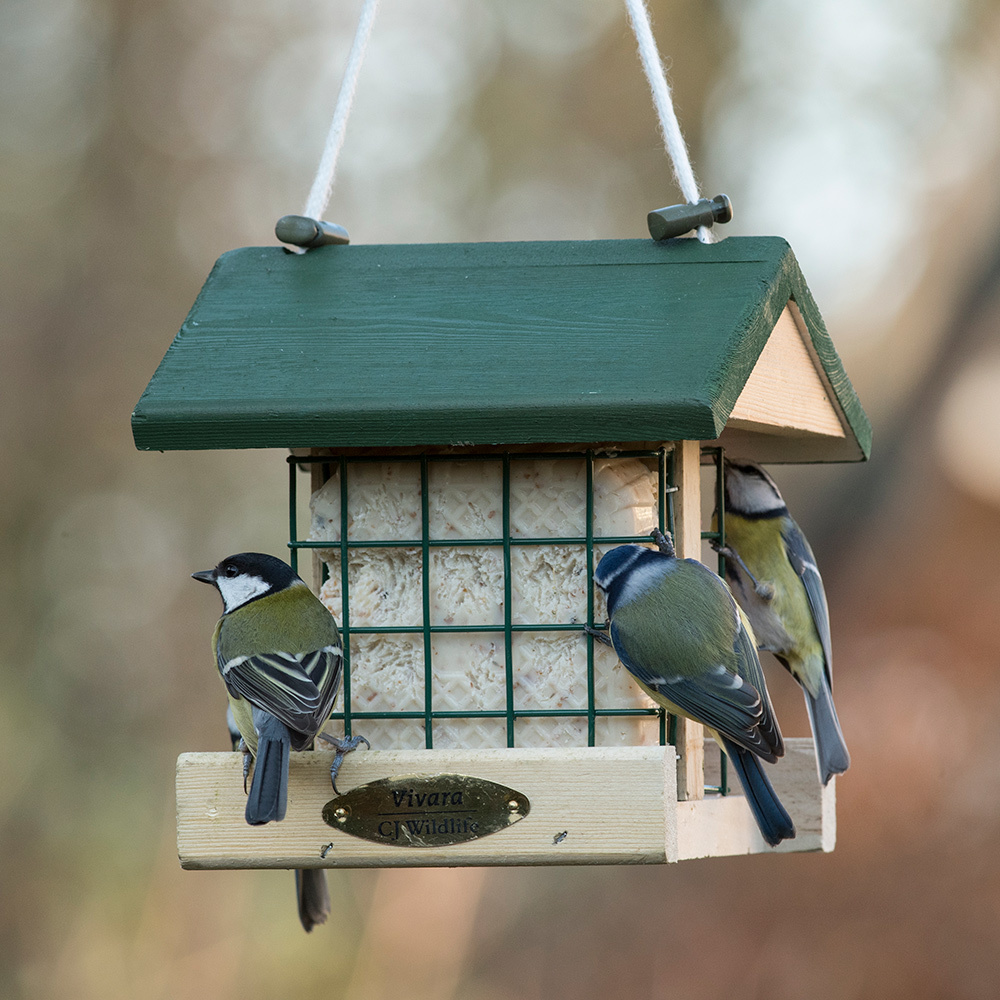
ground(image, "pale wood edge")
xmin=670 ymin=440 xmax=705 ymax=802
xmin=786 ymin=299 xmax=853 ymax=444
xmin=677 ymin=738 xmax=835 ymax=859
xmin=176 ymin=739 xmax=831 ymax=869
xmin=709 ymin=426 xmax=864 ymax=464
xmin=728 ymin=303 xmax=848 ymax=440
xmin=178 ymin=746 xmax=676 ymax=869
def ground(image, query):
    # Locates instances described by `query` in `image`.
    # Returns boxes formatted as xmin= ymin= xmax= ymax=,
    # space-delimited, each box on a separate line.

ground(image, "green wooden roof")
xmin=132 ymin=237 xmax=870 ymax=460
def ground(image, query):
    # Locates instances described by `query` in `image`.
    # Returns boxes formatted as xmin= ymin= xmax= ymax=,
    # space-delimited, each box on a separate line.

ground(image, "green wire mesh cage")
xmin=288 ymin=445 xmax=729 ymax=795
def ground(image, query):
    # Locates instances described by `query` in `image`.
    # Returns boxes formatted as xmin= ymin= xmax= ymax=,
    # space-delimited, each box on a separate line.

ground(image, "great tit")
xmin=593 ymin=530 xmax=795 ymax=847
xmin=193 ymin=552 xmax=365 ymax=825
xmin=226 ymin=706 xmax=331 ymax=931
xmin=716 ymin=460 xmax=849 ymax=785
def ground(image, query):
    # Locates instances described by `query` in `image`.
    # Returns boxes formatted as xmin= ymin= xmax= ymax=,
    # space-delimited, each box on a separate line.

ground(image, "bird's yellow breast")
xmin=724 ymin=512 xmax=825 ymax=690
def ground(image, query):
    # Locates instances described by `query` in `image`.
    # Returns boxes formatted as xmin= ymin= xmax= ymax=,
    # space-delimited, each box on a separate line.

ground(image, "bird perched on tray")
xmin=226 ymin=706 xmax=331 ymax=931
xmin=193 ymin=551 xmax=367 ymax=825
xmin=592 ymin=529 xmax=795 ymax=847
xmin=714 ymin=460 xmax=849 ymax=785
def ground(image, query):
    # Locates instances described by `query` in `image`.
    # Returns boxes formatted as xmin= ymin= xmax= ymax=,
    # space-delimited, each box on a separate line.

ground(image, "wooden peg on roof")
xmin=276 ymin=215 xmax=350 ymax=249
xmin=648 ymin=194 xmax=733 ymax=241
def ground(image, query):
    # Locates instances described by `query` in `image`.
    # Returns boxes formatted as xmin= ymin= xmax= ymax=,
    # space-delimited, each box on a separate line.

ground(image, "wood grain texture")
xmin=132 ymin=237 xmax=870 ymax=461
xmin=729 ymin=305 xmax=845 ymax=438
xmin=670 ymin=440 xmax=705 ymax=802
xmin=177 ymin=746 xmax=678 ymax=868
xmin=678 ymin=738 xmax=835 ymax=858
xmin=175 ymin=739 xmax=831 ymax=868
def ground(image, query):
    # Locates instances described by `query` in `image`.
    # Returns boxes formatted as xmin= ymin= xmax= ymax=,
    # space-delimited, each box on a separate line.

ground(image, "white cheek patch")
xmin=727 ymin=469 xmax=783 ymax=515
xmin=217 ymin=573 xmax=270 ymax=612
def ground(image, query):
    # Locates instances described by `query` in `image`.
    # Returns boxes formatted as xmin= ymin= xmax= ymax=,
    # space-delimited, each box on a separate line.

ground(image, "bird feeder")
xmin=133 ymin=234 xmax=870 ymax=869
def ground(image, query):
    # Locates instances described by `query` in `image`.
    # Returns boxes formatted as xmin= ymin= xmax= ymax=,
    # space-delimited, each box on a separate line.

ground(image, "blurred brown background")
xmin=5 ymin=0 xmax=1000 ymax=997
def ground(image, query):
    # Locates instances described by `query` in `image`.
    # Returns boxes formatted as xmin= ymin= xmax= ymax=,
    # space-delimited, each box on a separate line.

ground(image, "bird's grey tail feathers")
xmin=295 ymin=869 xmax=331 ymax=932
xmin=804 ymin=681 xmax=850 ymax=785
xmin=246 ymin=708 xmax=290 ymax=824
xmin=722 ymin=737 xmax=796 ymax=847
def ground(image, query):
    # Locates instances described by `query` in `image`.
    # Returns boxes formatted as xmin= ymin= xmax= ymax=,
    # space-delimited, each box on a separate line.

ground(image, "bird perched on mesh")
xmin=714 ymin=460 xmax=849 ymax=785
xmin=226 ymin=707 xmax=331 ymax=931
xmin=193 ymin=552 xmax=367 ymax=826
xmin=593 ymin=529 xmax=795 ymax=847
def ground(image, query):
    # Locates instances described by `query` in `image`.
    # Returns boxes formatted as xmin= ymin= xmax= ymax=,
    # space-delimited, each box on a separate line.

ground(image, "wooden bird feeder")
xmin=133 ymin=235 xmax=870 ymax=869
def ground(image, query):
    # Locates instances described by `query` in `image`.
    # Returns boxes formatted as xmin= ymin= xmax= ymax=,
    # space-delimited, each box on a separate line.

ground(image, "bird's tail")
xmin=295 ymin=869 xmax=331 ymax=932
xmin=804 ymin=680 xmax=850 ymax=786
xmin=721 ymin=737 xmax=796 ymax=847
xmin=246 ymin=708 xmax=290 ymax=824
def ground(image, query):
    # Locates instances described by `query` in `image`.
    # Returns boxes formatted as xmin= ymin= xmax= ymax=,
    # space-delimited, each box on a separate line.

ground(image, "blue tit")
xmin=226 ymin=706 xmax=331 ymax=932
xmin=716 ymin=460 xmax=849 ymax=786
xmin=193 ymin=551 xmax=366 ymax=825
xmin=593 ymin=531 xmax=795 ymax=847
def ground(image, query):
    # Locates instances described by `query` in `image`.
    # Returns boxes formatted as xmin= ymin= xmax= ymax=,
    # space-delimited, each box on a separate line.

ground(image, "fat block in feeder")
xmin=308 ymin=455 xmax=662 ymax=750
xmin=133 ymin=235 xmax=870 ymax=868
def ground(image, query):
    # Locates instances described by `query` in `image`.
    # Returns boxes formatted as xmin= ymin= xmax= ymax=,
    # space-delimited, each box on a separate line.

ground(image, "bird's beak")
xmin=191 ymin=569 xmax=216 ymax=585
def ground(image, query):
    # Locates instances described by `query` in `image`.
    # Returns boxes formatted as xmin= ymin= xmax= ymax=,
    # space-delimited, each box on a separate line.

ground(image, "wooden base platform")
xmin=176 ymin=738 xmax=833 ymax=868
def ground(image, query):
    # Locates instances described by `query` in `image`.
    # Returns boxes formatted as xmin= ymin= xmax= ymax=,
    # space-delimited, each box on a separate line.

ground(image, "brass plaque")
xmin=322 ymin=773 xmax=530 ymax=847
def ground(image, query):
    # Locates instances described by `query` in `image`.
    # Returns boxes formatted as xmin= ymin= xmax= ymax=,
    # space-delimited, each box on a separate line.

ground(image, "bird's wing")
xmin=782 ymin=519 xmax=833 ymax=677
xmin=219 ymin=644 xmax=342 ymax=743
xmin=610 ymin=619 xmax=777 ymax=761
xmin=732 ymin=605 xmax=784 ymax=758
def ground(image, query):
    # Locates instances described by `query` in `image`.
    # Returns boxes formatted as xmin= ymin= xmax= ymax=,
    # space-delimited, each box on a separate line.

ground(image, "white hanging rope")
xmin=302 ymin=0 xmax=381 ymax=222
xmin=623 ymin=0 xmax=713 ymax=243
xmin=300 ymin=0 xmax=710 ymax=242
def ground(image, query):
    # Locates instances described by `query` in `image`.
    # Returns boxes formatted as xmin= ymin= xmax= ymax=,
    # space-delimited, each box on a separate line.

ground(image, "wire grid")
xmin=287 ymin=447 xmax=728 ymax=794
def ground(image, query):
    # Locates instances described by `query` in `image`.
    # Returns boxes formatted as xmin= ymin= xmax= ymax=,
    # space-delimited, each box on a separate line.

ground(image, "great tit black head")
xmin=192 ymin=551 xmax=300 ymax=613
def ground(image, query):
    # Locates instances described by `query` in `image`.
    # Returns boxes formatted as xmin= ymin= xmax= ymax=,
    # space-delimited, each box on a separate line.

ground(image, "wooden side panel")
xmin=728 ymin=304 xmax=846 ymax=438
xmin=177 ymin=746 xmax=678 ymax=869
xmin=670 ymin=440 xmax=705 ymax=802
xmin=676 ymin=738 xmax=834 ymax=858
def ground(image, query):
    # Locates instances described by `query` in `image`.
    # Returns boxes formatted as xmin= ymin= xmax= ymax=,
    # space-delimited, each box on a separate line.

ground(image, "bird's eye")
xmin=224 ymin=565 xmax=238 ymax=578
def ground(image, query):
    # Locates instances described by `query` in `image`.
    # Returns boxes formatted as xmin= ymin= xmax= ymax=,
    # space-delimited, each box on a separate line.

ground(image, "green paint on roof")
xmin=131 ymin=237 xmax=870 ymax=458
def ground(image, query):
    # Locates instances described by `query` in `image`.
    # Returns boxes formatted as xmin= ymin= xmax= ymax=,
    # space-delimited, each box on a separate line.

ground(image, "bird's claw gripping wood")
xmin=710 ymin=539 xmax=776 ymax=600
xmin=239 ymin=738 xmax=252 ymax=793
xmin=317 ymin=733 xmax=371 ymax=794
